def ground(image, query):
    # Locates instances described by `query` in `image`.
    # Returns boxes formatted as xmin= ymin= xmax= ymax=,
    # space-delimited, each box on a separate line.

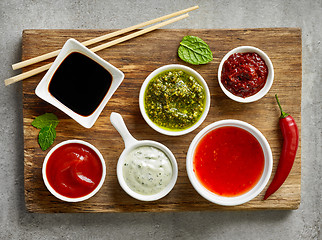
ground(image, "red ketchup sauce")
xmin=193 ymin=126 xmax=265 ymax=197
xmin=221 ymin=52 xmax=268 ymax=98
xmin=46 ymin=143 xmax=103 ymax=198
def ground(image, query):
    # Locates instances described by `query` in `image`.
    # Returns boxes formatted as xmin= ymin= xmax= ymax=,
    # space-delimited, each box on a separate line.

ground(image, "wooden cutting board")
xmin=22 ymin=28 xmax=301 ymax=212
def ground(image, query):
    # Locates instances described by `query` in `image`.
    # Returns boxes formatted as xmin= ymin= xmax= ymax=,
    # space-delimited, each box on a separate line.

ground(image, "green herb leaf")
xmin=38 ymin=125 xmax=56 ymax=151
xmin=178 ymin=36 xmax=213 ymax=65
xmin=32 ymin=113 xmax=59 ymax=129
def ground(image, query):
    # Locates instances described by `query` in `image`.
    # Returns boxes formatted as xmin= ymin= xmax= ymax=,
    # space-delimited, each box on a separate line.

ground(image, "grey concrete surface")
xmin=0 ymin=0 xmax=321 ymax=239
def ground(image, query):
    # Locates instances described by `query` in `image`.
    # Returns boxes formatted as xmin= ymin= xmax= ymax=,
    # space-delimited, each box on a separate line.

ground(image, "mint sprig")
xmin=178 ymin=35 xmax=213 ymax=65
xmin=32 ymin=113 xmax=59 ymax=151
xmin=38 ymin=125 xmax=56 ymax=151
xmin=32 ymin=113 xmax=59 ymax=129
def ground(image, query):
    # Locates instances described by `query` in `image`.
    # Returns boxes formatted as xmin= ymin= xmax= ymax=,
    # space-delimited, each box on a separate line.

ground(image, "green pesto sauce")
xmin=144 ymin=69 xmax=206 ymax=131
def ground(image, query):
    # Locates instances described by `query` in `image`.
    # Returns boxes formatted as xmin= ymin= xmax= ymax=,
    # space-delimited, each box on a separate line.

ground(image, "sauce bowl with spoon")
xmin=110 ymin=112 xmax=178 ymax=201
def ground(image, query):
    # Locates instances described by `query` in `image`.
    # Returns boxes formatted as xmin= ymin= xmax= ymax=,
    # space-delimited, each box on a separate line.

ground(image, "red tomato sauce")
xmin=46 ymin=143 xmax=103 ymax=198
xmin=193 ymin=126 xmax=264 ymax=197
xmin=221 ymin=52 xmax=268 ymax=98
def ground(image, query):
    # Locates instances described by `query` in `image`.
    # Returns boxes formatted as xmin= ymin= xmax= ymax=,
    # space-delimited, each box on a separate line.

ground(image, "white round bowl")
xmin=117 ymin=140 xmax=178 ymax=201
xmin=42 ymin=139 xmax=106 ymax=202
xmin=139 ymin=64 xmax=211 ymax=136
xmin=218 ymin=46 xmax=274 ymax=103
xmin=186 ymin=120 xmax=273 ymax=206
xmin=110 ymin=112 xmax=178 ymax=201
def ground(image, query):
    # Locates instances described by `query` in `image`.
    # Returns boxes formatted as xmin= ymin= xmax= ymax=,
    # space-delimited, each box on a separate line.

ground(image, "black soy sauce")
xmin=49 ymin=52 xmax=112 ymax=116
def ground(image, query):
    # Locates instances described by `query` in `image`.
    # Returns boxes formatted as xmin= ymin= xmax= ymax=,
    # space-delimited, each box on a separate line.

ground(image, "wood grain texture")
xmin=22 ymin=28 xmax=302 ymax=212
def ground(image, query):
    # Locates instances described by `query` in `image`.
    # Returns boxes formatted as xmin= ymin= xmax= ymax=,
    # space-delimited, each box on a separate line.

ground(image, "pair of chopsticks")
xmin=4 ymin=6 xmax=199 ymax=86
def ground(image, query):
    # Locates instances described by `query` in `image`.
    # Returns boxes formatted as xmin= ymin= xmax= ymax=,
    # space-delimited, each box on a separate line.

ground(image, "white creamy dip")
xmin=122 ymin=146 xmax=173 ymax=195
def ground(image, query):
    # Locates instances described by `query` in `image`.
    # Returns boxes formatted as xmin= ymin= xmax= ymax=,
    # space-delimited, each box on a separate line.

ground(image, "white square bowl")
xmin=35 ymin=38 xmax=124 ymax=128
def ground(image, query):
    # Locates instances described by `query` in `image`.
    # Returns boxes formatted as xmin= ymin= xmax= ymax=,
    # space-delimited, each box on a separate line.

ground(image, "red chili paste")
xmin=46 ymin=143 xmax=103 ymax=198
xmin=221 ymin=52 xmax=268 ymax=98
xmin=193 ymin=126 xmax=264 ymax=197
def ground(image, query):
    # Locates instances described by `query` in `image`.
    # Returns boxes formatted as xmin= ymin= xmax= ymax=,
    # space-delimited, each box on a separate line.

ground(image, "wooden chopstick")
xmin=4 ymin=13 xmax=189 ymax=86
xmin=11 ymin=6 xmax=198 ymax=71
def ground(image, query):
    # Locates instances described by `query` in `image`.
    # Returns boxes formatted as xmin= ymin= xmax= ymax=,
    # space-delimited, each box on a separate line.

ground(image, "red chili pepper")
xmin=264 ymin=94 xmax=299 ymax=200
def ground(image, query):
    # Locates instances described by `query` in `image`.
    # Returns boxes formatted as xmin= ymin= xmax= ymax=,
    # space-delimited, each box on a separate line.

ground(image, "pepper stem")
xmin=275 ymin=94 xmax=288 ymax=118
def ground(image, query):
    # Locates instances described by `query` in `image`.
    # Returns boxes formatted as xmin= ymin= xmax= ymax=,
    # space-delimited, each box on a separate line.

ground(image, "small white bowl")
xmin=35 ymin=38 xmax=124 ymax=128
xmin=186 ymin=120 xmax=273 ymax=206
xmin=139 ymin=64 xmax=211 ymax=136
xmin=42 ymin=139 xmax=106 ymax=202
xmin=110 ymin=112 xmax=178 ymax=201
xmin=218 ymin=46 xmax=274 ymax=103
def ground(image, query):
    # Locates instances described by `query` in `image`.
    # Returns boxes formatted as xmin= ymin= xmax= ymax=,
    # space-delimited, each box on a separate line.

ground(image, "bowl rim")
xmin=35 ymin=38 xmax=124 ymax=128
xmin=139 ymin=64 xmax=211 ymax=136
xmin=217 ymin=46 xmax=274 ymax=103
xmin=42 ymin=139 xmax=106 ymax=202
xmin=116 ymin=140 xmax=178 ymax=201
xmin=186 ymin=119 xmax=273 ymax=206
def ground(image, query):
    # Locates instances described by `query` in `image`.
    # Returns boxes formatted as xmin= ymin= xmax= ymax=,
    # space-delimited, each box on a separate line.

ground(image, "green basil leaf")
xmin=32 ymin=113 xmax=59 ymax=129
xmin=178 ymin=36 xmax=213 ymax=65
xmin=38 ymin=125 xmax=56 ymax=151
